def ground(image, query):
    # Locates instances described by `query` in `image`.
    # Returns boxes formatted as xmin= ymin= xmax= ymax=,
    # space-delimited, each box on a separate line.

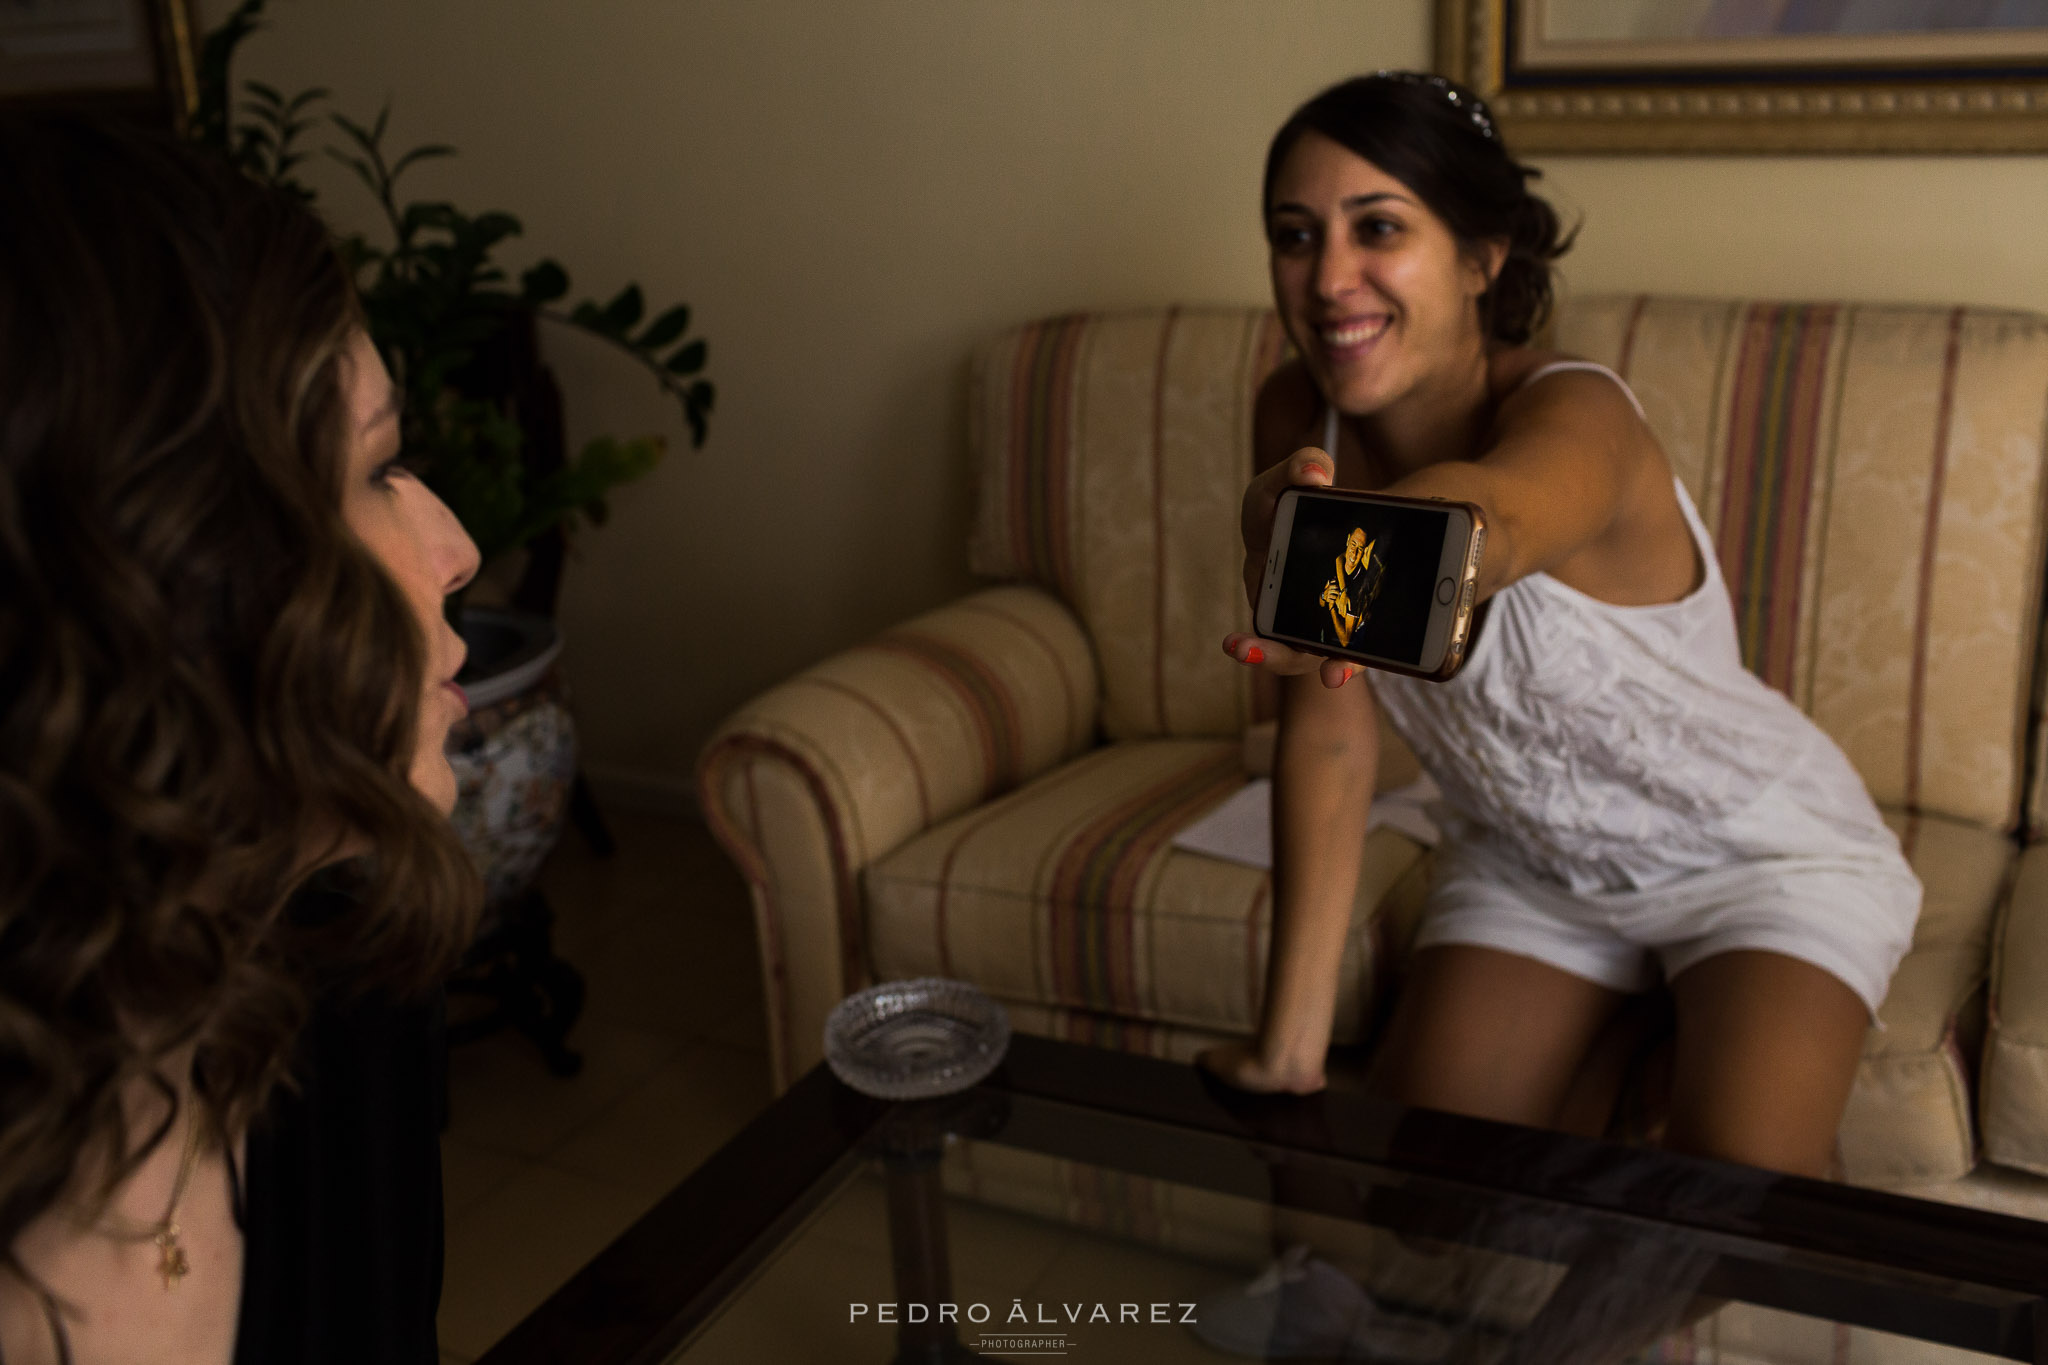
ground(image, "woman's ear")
xmin=1466 ymin=238 xmax=1509 ymax=298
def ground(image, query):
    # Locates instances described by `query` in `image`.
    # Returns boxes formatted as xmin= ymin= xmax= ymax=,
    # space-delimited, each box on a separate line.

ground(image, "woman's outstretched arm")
xmin=1200 ymin=669 xmax=1380 ymax=1093
xmin=1202 ymin=368 xmax=1382 ymax=1092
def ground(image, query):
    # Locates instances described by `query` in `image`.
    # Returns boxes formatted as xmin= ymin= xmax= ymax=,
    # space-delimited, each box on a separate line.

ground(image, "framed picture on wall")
xmin=0 ymin=0 xmax=201 ymax=129
xmin=1438 ymin=0 xmax=2048 ymax=153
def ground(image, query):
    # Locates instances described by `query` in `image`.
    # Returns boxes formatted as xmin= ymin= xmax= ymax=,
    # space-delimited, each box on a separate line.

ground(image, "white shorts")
xmin=1412 ymin=835 xmax=1920 ymax=1017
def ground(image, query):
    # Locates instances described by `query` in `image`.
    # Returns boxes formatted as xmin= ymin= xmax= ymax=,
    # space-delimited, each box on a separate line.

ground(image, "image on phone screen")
xmin=1269 ymin=492 xmax=1452 ymax=669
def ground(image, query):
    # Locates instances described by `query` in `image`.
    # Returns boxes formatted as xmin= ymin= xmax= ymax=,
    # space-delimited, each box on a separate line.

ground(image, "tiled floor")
xmin=437 ymin=807 xmax=775 ymax=1363
xmin=435 ymin=807 xmax=1258 ymax=1364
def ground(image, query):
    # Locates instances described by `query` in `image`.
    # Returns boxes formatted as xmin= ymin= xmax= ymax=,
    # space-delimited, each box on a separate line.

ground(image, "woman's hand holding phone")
xmin=1228 ymin=446 xmax=1360 ymax=690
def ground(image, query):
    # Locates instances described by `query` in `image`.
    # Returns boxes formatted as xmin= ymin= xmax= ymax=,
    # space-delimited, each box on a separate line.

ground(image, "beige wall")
xmin=214 ymin=1 xmax=2048 ymax=805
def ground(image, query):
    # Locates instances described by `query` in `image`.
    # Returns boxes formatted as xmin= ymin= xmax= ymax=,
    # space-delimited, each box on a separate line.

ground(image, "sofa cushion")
xmin=1558 ymin=297 xmax=2048 ymax=835
xmin=1983 ymin=840 xmax=2048 ymax=1176
xmin=874 ymin=767 xmax=2005 ymax=1187
xmin=864 ymin=739 xmax=1433 ymax=1040
xmin=967 ymin=309 xmax=1288 ymax=742
xmin=1836 ymin=811 xmax=2010 ymax=1187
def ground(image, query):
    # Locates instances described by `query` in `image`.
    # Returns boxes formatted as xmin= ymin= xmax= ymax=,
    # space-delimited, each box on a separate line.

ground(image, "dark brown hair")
xmin=1264 ymin=73 xmax=1575 ymax=345
xmin=0 ymin=115 xmax=481 ymax=1257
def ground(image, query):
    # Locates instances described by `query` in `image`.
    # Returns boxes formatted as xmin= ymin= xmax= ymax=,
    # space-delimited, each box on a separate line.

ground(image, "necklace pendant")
xmin=155 ymin=1226 xmax=189 ymax=1290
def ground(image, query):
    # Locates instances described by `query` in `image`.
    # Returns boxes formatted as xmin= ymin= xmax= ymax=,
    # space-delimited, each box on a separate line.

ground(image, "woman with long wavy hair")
xmin=0 ymin=115 xmax=482 ymax=1362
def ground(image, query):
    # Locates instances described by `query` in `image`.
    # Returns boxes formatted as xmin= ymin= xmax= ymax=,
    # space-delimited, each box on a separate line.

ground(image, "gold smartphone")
xmin=1253 ymin=486 xmax=1487 ymax=682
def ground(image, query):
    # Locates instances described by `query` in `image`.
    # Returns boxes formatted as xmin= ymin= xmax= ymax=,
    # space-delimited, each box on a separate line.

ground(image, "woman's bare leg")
xmin=1327 ymin=948 xmax=1630 ymax=1344
xmin=1370 ymin=944 xmax=1626 ymax=1124
xmin=1663 ymin=950 xmax=1868 ymax=1175
xmin=1493 ymin=950 xmax=1870 ymax=1365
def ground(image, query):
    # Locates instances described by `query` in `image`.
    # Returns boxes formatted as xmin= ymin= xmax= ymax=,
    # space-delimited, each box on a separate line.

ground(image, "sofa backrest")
xmin=967 ymin=299 xmax=2048 ymax=833
xmin=1559 ymin=297 xmax=2048 ymax=835
xmin=968 ymin=308 xmax=1289 ymax=741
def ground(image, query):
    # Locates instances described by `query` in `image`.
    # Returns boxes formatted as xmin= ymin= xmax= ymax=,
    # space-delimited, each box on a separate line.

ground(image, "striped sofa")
xmin=698 ymin=299 xmax=2048 ymax=1352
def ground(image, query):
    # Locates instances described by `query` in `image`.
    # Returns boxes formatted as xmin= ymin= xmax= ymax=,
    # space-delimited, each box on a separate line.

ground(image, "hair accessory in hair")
xmin=1370 ymin=69 xmax=1498 ymax=142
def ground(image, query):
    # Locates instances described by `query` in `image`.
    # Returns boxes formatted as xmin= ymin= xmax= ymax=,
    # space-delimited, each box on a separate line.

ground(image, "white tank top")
xmin=1337 ymin=362 xmax=1900 ymax=895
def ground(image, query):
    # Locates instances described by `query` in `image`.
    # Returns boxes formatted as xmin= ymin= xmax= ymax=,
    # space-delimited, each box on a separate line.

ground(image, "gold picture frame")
xmin=1438 ymin=0 xmax=2048 ymax=154
xmin=0 ymin=0 xmax=201 ymax=132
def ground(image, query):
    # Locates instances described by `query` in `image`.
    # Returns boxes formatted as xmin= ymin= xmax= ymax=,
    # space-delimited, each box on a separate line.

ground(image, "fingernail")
xmin=1221 ymin=637 xmax=1237 ymax=655
xmin=1343 ymin=666 xmax=1355 ymax=683
xmin=1246 ymin=647 xmax=1264 ymax=664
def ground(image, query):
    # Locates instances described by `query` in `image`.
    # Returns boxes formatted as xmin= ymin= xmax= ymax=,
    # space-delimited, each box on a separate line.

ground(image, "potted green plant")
xmin=195 ymin=0 xmax=713 ymax=1071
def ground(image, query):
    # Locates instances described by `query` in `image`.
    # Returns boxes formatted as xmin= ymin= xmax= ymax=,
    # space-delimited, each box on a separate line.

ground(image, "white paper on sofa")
xmin=1170 ymin=775 xmax=1442 ymax=870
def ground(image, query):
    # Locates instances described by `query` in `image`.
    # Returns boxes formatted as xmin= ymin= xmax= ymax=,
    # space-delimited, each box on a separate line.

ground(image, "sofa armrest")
xmin=697 ymin=583 xmax=1100 ymax=1088
xmin=1984 ymin=839 xmax=2048 ymax=1175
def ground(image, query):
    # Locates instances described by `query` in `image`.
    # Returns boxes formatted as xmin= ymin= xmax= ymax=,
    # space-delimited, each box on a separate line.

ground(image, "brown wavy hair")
xmin=0 ymin=115 xmax=481 ymax=1256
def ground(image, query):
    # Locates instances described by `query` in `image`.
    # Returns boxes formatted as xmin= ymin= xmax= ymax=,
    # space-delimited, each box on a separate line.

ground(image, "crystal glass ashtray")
xmin=823 ymin=978 xmax=1011 ymax=1100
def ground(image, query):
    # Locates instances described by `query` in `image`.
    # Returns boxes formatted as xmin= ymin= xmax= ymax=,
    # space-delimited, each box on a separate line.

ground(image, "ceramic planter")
xmin=446 ymin=607 xmax=577 ymax=908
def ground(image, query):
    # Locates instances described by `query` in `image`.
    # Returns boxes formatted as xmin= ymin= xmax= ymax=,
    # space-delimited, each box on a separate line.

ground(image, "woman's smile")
xmin=1315 ymin=312 xmax=1392 ymax=365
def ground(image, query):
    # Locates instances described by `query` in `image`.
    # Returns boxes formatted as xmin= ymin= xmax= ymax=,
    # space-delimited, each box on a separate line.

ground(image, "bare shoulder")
xmin=1485 ymin=346 xmax=1656 ymax=462
xmin=1482 ymin=349 xmax=1695 ymax=602
xmin=1253 ymin=359 xmax=1324 ymax=474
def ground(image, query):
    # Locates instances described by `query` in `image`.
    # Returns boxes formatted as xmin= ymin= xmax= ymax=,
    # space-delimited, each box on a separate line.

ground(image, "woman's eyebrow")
xmin=1340 ymin=192 xmax=1411 ymax=210
xmin=1268 ymin=191 xmax=1413 ymax=217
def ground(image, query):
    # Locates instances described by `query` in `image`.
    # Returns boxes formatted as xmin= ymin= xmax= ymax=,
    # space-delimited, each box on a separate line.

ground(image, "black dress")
xmin=232 ymin=883 xmax=448 ymax=1364
xmin=0 ymin=885 xmax=445 ymax=1365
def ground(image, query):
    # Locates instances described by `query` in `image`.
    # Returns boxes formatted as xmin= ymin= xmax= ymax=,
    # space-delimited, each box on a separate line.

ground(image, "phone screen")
xmin=1269 ymin=492 xmax=1452 ymax=668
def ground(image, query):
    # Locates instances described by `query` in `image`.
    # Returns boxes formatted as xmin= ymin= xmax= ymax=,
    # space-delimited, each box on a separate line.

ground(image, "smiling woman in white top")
xmin=1204 ymin=72 xmax=1918 ymax=1180
xmin=1197 ymin=73 xmax=1920 ymax=1363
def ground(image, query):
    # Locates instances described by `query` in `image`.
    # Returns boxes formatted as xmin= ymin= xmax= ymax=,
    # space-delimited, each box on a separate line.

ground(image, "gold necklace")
xmin=94 ymin=1113 xmax=207 ymax=1290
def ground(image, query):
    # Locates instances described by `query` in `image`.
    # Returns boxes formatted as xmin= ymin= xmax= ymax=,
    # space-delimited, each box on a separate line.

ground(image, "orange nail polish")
xmin=1245 ymin=647 xmax=1264 ymax=664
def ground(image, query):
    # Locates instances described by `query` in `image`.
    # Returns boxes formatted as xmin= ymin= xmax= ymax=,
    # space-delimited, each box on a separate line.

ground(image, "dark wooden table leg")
xmin=876 ymin=1092 xmax=1007 ymax=1364
xmin=884 ymin=1146 xmax=972 ymax=1364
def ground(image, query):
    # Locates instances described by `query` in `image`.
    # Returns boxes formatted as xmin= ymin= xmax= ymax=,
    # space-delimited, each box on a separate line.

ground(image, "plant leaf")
xmin=594 ymin=285 xmax=644 ymax=336
xmin=470 ymin=211 xmax=522 ymax=248
xmin=635 ymin=304 xmax=691 ymax=350
xmin=663 ymin=339 xmax=707 ymax=375
xmin=389 ymin=143 xmax=456 ymax=183
xmin=685 ymin=381 xmax=715 ymax=446
xmin=400 ymin=201 xmax=462 ymax=239
xmin=327 ymin=149 xmax=381 ymax=198
xmin=520 ymin=260 xmax=570 ymax=304
xmin=332 ymin=110 xmax=377 ymax=154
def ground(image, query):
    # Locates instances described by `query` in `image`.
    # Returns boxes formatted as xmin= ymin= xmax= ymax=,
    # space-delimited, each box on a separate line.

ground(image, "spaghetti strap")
xmin=1317 ymin=358 xmax=1644 ymax=458
xmin=1517 ymin=359 xmax=1646 ymax=420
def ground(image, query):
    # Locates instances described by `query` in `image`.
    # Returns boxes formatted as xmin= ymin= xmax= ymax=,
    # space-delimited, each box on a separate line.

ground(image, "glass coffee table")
xmin=475 ymin=1033 xmax=2047 ymax=1364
